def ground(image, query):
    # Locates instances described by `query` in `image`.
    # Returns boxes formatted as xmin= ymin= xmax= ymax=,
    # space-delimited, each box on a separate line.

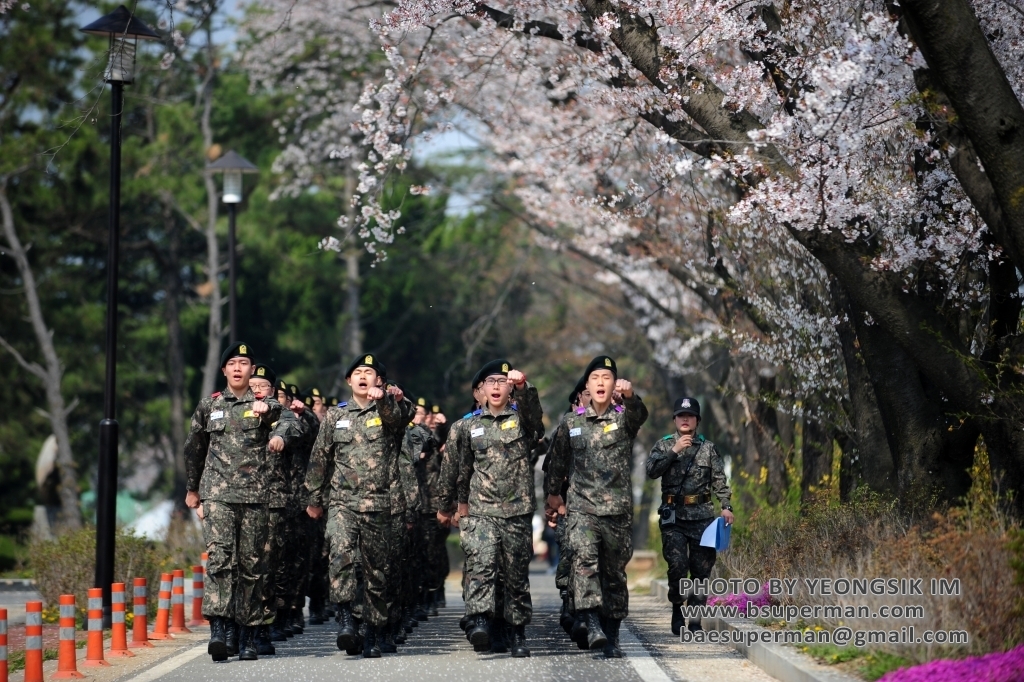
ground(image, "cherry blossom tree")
xmin=245 ymin=0 xmax=1024 ymax=511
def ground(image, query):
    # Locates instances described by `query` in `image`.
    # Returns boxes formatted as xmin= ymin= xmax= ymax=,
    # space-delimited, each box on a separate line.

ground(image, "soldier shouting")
xmin=184 ymin=343 xmax=291 ymax=662
xmin=304 ymin=353 xmax=411 ymax=659
xmin=546 ymin=355 xmax=648 ymax=658
xmin=439 ymin=359 xmax=543 ymax=658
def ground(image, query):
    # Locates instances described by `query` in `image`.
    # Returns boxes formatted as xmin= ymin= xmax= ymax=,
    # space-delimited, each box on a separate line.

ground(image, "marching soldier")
xmin=646 ymin=397 xmax=733 ymax=634
xmin=304 ymin=353 xmax=411 ymax=658
xmin=184 ymin=343 xmax=291 ymax=662
xmin=545 ymin=356 xmax=648 ymax=658
xmin=438 ymin=359 xmax=543 ymax=658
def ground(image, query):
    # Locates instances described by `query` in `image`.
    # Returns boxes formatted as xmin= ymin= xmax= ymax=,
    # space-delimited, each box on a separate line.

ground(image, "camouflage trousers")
xmin=554 ymin=514 xmax=573 ymax=592
xmin=307 ymin=515 xmax=329 ymax=610
xmin=426 ymin=517 xmax=450 ymax=592
xmin=461 ymin=514 xmax=532 ymax=625
xmin=568 ymin=511 xmax=632 ymax=620
xmin=386 ymin=513 xmax=409 ymax=624
xmin=662 ymin=518 xmax=717 ymax=607
xmin=201 ymin=500 xmax=269 ymax=626
xmin=327 ymin=506 xmax=391 ymax=627
xmin=261 ymin=507 xmax=289 ymax=620
xmin=280 ymin=509 xmax=309 ymax=612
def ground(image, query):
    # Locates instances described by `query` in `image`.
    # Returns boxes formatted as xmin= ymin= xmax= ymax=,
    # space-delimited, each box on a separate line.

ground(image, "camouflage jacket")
xmin=403 ymin=423 xmax=437 ymax=514
xmin=545 ymin=394 xmax=649 ymax=516
xmin=305 ymin=394 xmax=410 ymax=513
xmin=289 ymin=409 xmax=319 ymax=510
xmin=397 ymin=424 xmax=426 ymax=516
xmin=437 ymin=414 xmax=472 ymax=513
xmin=184 ymin=389 xmax=288 ymax=503
xmin=267 ymin=407 xmax=305 ymax=508
xmin=422 ymin=426 xmax=442 ymax=512
xmin=646 ymin=434 xmax=731 ymax=521
xmin=449 ymin=384 xmax=544 ymax=518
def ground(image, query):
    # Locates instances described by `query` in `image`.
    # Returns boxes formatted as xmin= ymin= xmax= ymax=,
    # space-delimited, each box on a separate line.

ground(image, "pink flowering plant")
xmin=879 ymin=645 xmax=1024 ymax=682
xmin=708 ymin=582 xmax=774 ymax=616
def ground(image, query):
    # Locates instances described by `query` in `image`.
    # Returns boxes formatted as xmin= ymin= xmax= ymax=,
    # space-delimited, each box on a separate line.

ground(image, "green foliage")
xmin=7 ymin=649 xmax=60 ymax=674
xmin=799 ymin=644 xmax=910 ymax=681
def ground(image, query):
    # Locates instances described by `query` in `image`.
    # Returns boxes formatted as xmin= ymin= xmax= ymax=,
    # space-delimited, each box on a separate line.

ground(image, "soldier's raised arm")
xmin=622 ymin=392 xmax=649 ymax=438
xmin=512 ymin=380 xmax=544 ymax=440
xmin=544 ymin=420 xmax=571 ymax=498
xmin=646 ymin=437 xmax=677 ymax=479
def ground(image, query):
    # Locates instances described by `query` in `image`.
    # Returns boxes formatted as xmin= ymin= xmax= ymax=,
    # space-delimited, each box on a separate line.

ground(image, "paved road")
xmin=127 ymin=568 xmax=777 ymax=682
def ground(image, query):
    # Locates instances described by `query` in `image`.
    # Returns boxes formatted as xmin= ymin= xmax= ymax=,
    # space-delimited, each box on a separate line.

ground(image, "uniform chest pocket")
xmin=470 ymin=425 xmax=489 ymax=451
xmin=498 ymin=420 xmax=524 ymax=445
xmin=601 ymin=423 xmax=628 ymax=447
xmin=206 ymin=418 xmax=226 ymax=433
xmin=242 ymin=417 xmax=262 ymax=431
xmin=333 ymin=427 xmax=355 ymax=444
xmin=362 ymin=426 xmax=384 ymax=442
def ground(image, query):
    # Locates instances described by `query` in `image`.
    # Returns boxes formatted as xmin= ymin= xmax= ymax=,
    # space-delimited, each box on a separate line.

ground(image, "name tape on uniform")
xmin=501 ymin=420 xmax=518 ymax=430
xmin=336 ymin=419 xmax=351 ymax=429
xmin=365 ymin=417 xmax=382 ymax=428
xmin=471 ymin=427 xmax=485 ymax=438
xmin=603 ymin=423 xmax=618 ymax=433
xmin=569 ymin=427 xmax=582 ymax=437
xmin=210 ymin=410 xmax=224 ymax=420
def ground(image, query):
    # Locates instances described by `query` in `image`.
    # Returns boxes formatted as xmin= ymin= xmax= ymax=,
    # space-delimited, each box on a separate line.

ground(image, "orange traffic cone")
xmin=109 ymin=583 xmax=135 ymax=657
xmin=23 ymin=601 xmax=43 ymax=682
xmin=189 ymin=565 xmax=207 ymax=627
xmin=130 ymin=577 xmax=154 ymax=648
xmin=170 ymin=569 xmax=191 ymax=634
xmin=52 ymin=594 xmax=84 ymax=678
xmin=83 ymin=587 xmax=110 ymax=667
xmin=151 ymin=573 xmax=174 ymax=639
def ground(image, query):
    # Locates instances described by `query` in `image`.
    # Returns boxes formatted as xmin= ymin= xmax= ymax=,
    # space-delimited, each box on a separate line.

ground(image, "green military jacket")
xmin=421 ymin=425 xmax=442 ymax=513
xmin=184 ymin=389 xmax=287 ymax=504
xmin=305 ymin=393 xmax=410 ymax=513
xmin=546 ymin=394 xmax=649 ymax=516
xmin=398 ymin=424 xmax=427 ymax=516
xmin=266 ymin=407 xmax=305 ymax=509
xmin=451 ymin=384 xmax=544 ymax=519
xmin=437 ymin=412 xmax=472 ymax=513
xmin=646 ymin=434 xmax=731 ymax=521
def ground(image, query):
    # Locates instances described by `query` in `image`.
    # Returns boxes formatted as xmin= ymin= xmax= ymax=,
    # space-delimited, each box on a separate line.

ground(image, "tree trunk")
xmin=159 ymin=201 xmax=189 ymax=514
xmin=0 ymin=178 xmax=82 ymax=529
xmin=331 ymin=164 xmax=361 ymax=397
xmin=801 ymin=413 xmax=834 ymax=503
xmin=750 ymin=370 xmax=789 ymax=504
xmin=198 ymin=26 xmax=222 ymax=399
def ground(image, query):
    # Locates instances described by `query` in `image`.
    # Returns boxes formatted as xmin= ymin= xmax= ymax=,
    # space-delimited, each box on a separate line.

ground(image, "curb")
xmin=650 ymin=579 xmax=860 ymax=682
xmin=0 ymin=579 xmax=37 ymax=592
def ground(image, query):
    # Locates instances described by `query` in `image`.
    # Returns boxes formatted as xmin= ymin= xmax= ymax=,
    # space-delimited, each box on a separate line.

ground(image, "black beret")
xmin=310 ymin=387 xmax=323 ymax=399
xmin=220 ymin=342 xmax=255 ymax=368
xmin=303 ymin=394 xmax=314 ymax=408
xmin=251 ymin=363 xmax=276 ymax=387
xmin=345 ymin=353 xmax=386 ymax=379
xmin=478 ymin=358 xmax=511 ymax=379
xmin=673 ymin=396 xmax=701 ymax=419
xmin=431 ymin=404 xmax=441 ymax=414
xmin=471 ymin=369 xmax=485 ymax=389
xmin=327 ymin=396 xmax=339 ymax=407
xmin=288 ymin=384 xmax=302 ymax=400
xmin=582 ymin=355 xmax=617 ymax=381
xmin=415 ymin=396 xmax=429 ymax=409
xmin=276 ymin=380 xmax=290 ymax=396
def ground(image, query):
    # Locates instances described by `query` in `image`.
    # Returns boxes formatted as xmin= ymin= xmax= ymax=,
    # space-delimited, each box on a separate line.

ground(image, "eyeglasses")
xmin=483 ymin=378 xmax=508 ymax=387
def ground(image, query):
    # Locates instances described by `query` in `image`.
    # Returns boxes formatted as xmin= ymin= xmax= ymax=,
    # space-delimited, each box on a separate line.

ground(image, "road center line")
xmin=123 ymin=643 xmax=208 ymax=682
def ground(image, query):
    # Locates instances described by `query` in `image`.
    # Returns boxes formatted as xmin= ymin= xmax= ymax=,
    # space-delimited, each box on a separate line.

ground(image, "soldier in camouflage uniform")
xmin=300 ymin=389 xmax=332 ymax=626
xmin=646 ymin=396 xmax=733 ymax=634
xmin=304 ymin=353 xmax=411 ymax=659
xmin=419 ymin=403 xmax=446 ymax=611
xmin=439 ymin=359 xmax=543 ymax=658
xmin=383 ymin=384 xmax=417 ymax=653
xmin=546 ymin=355 xmax=648 ymax=658
xmin=184 ymin=343 xmax=293 ymax=662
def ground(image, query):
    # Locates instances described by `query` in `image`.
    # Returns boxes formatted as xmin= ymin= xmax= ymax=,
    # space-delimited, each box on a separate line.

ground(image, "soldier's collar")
xmin=583 ymin=403 xmax=614 ymax=420
xmin=479 ymin=403 xmax=516 ymax=419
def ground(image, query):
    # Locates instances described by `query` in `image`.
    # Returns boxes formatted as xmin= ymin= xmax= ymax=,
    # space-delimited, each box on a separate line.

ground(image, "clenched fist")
xmin=614 ymin=379 xmax=633 ymax=398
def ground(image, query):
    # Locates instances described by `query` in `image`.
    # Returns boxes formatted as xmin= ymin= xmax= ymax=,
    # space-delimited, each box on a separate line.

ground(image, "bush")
xmin=29 ymin=527 xmax=171 ymax=612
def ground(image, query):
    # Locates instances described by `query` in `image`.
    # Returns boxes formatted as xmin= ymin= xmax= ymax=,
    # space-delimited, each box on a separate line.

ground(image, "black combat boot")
xmin=602 ymin=618 xmax=623 ymax=658
xmin=489 ymin=617 xmax=508 ymax=654
xmin=510 ymin=624 xmax=530 ymax=658
xmin=270 ymin=611 xmax=288 ymax=642
xmin=308 ymin=596 xmax=325 ymax=625
xmin=207 ymin=616 xmax=227 ymax=661
xmin=467 ymin=614 xmax=491 ymax=652
xmin=414 ymin=593 xmax=429 ymax=622
xmin=336 ymin=602 xmax=359 ymax=653
xmin=437 ymin=586 xmax=446 ymax=609
xmin=238 ymin=625 xmax=258 ymax=661
xmin=584 ymin=610 xmax=608 ymax=649
xmin=427 ymin=590 xmax=439 ymax=617
xmin=393 ymin=620 xmax=407 ymax=645
xmin=671 ymin=604 xmax=685 ymax=636
xmin=379 ymin=624 xmax=398 ymax=654
xmin=459 ymin=613 xmax=471 ymax=631
xmin=363 ymin=627 xmax=382 ymax=658
xmin=403 ymin=606 xmax=417 ymax=632
xmin=687 ymin=616 xmax=703 ymax=632
xmin=290 ymin=606 xmax=305 ymax=634
xmin=225 ymin=620 xmax=239 ymax=656
xmin=560 ymin=591 xmax=574 ymax=634
xmin=255 ymin=624 xmax=276 ymax=656
xmin=570 ymin=612 xmax=590 ymax=650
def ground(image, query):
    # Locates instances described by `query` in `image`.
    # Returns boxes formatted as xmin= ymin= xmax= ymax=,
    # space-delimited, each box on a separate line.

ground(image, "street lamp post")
xmin=206 ymin=150 xmax=259 ymax=343
xmin=80 ymin=5 xmax=160 ymax=625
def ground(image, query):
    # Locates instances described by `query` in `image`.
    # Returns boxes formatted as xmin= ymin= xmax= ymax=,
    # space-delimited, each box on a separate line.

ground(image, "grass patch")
xmin=8 ymin=649 xmax=59 ymax=673
xmin=799 ymin=643 xmax=911 ymax=680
